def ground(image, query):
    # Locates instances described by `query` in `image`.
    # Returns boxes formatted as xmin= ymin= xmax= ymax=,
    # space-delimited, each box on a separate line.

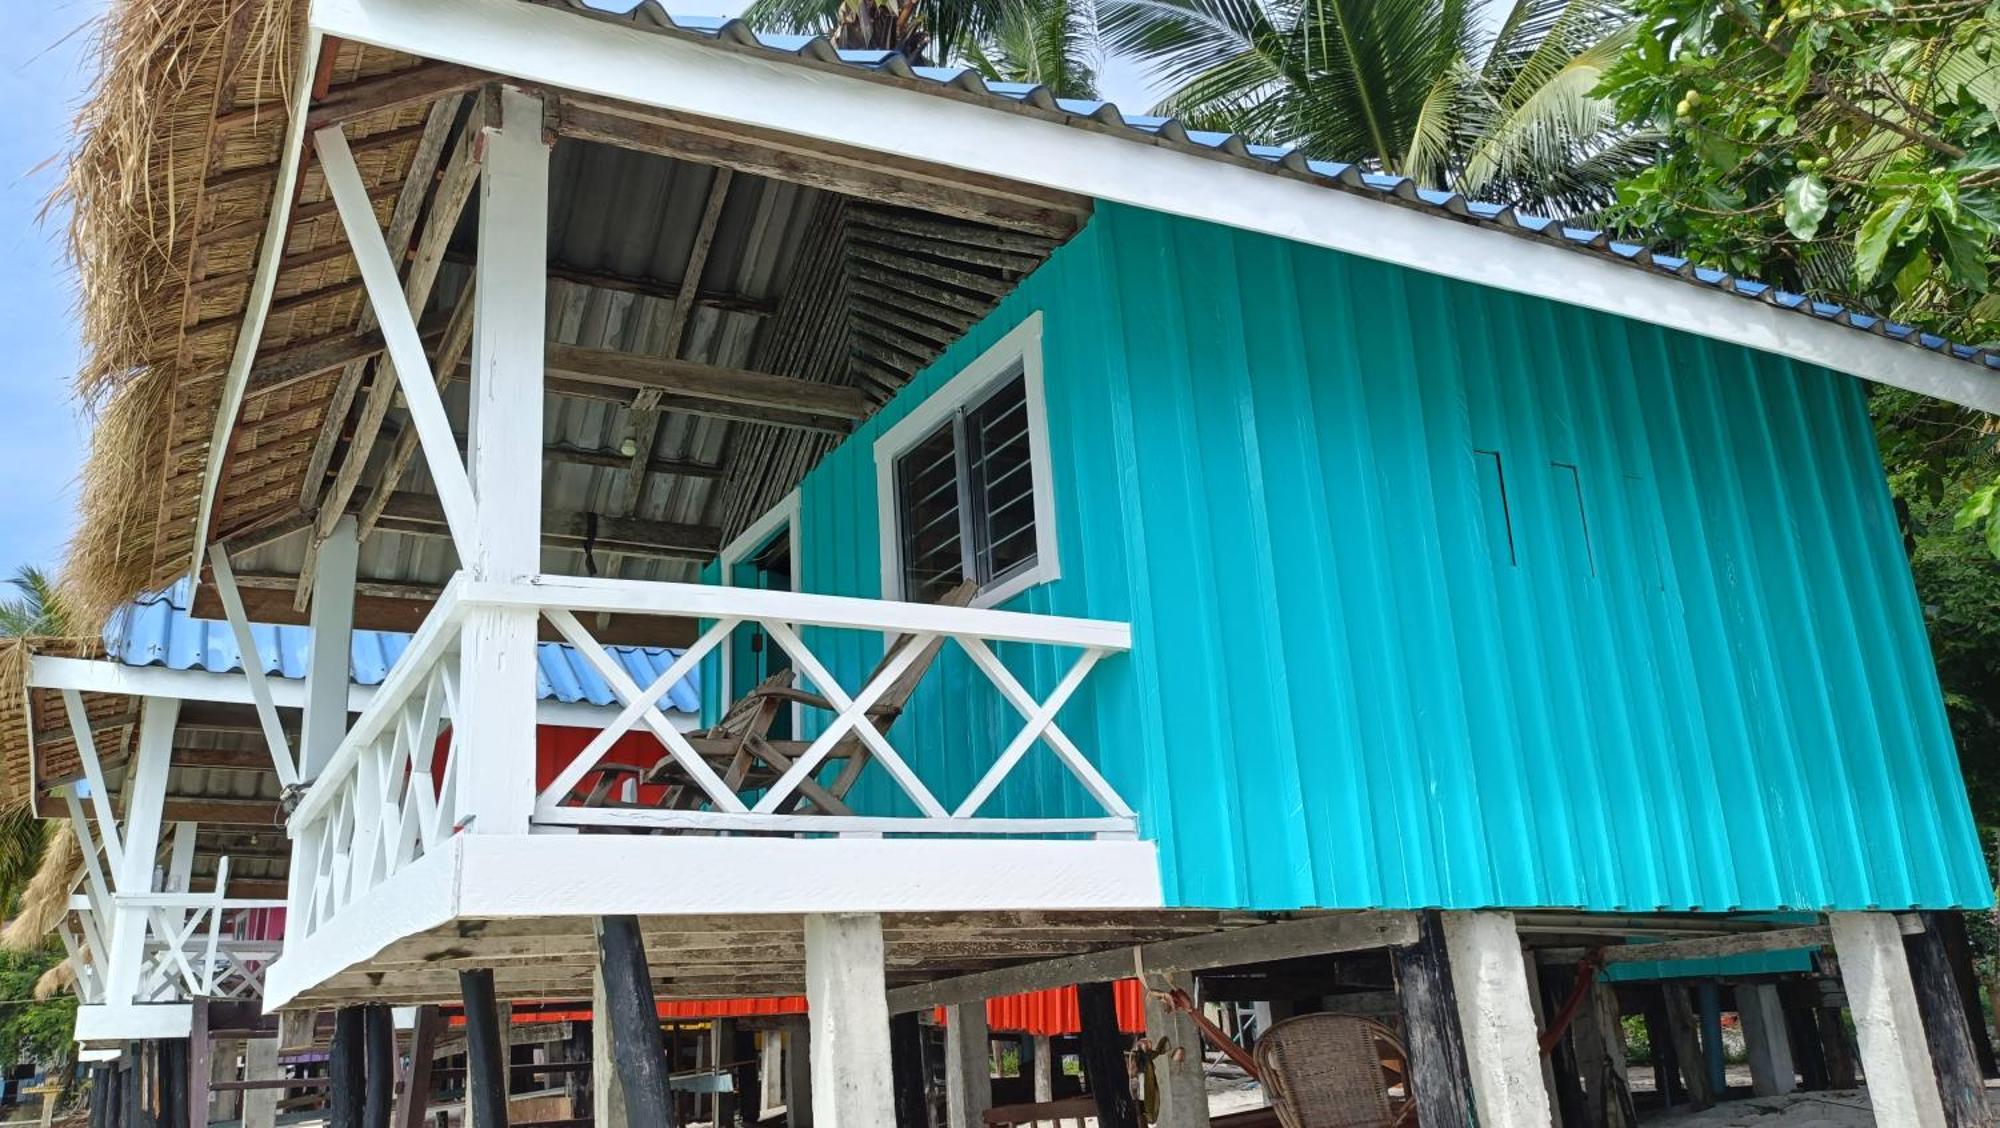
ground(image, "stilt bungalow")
xmin=10 ymin=0 xmax=2000 ymax=1124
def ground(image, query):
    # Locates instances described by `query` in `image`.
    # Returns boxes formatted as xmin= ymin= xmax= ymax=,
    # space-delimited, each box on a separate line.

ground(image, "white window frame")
xmin=716 ymin=491 xmax=803 ymax=724
xmin=873 ymin=312 xmax=1060 ymax=610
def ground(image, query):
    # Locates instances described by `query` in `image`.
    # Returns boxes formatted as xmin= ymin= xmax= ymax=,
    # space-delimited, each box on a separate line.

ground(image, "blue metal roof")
xmin=104 ymin=582 xmax=699 ymax=712
xmin=559 ymin=0 xmax=2000 ymax=376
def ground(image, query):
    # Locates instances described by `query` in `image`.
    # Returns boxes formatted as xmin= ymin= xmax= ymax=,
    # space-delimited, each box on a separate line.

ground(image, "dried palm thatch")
xmin=3 ymin=822 xmax=80 ymax=953
xmin=0 ymin=638 xmax=104 ymax=815
xmin=59 ymin=0 xmax=306 ymax=629
xmin=34 ymin=957 xmax=78 ymax=1002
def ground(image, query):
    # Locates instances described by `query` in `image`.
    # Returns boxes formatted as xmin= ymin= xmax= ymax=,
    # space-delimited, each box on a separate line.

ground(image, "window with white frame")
xmin=875 ymin=314 xmax=1058 ymax=606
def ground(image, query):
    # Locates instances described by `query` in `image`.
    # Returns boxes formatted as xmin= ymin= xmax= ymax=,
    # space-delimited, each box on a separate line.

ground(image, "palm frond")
xmin=0 ymin=568 xmax=68 ymax=639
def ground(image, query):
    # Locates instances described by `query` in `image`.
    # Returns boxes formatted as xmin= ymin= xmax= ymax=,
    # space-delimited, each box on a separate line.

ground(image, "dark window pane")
xmin=965 ymin=370 xmax=1037 ymax=586
xmin=895 ymin=420 xmax=965 ymax=602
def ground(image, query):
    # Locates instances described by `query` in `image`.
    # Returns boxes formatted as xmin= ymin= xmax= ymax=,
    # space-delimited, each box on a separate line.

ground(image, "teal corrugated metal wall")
xmin=780 ymin=201 xmax=1991 ymax=913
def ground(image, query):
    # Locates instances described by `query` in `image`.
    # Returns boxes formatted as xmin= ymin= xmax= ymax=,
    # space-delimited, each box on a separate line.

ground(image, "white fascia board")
xmin=74 ymin=1003 xmax=194 ymax=1043
xmin=454 ymin=834 xmax=1163 ymax=917
xmin=261 ymin=831 xmax=1162 ymax=1007
xmin=311 ymin=0 xmax=2000 ymax=414
xmin=26 ymin=655 xmax=694 ymax=729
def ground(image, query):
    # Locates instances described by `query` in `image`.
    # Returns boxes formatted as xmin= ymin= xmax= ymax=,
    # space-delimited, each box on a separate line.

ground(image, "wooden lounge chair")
xmin=1254 ymin=1014 xmax=1414 ymax=1128
xmin=573 ymin=580 xmax=979 ymax=817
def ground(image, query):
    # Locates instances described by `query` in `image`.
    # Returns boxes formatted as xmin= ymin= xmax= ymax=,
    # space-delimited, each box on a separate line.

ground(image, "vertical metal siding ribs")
xmin=787 ymin=202 xmax=1989 ymax=914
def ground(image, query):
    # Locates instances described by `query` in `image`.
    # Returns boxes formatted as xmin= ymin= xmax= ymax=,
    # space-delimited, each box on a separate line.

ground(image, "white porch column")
xmin=1829 ymin=912 xmax=1948 ymax=1128
xmin=803 ymin=913 xmax=895 ymax=1127
xmin=1441 ymin=911 xmax=1556 ymax=1128
xmin=102 ymin=697 xmax=179 ymax=1007
xmin=242 ymin=1037 xmax=281 ymax=1128
xmin=302 ymin=515 xmax=358 ymax=779
xmin=1143 ymin=971 xmax=1211 ymax=1128
xmin=944 ymin=1002 xmax=992 ymax=1128
xmin=456 ymin=84 xmax=548 ymax=837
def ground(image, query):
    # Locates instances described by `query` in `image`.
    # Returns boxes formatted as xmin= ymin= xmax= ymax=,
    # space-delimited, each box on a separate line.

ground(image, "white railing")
xmin=65 ymin=861 xmax=285 ymax=1004
xmin=288 ymin=592 xmax=465 ymax=937
xmin=516 ymin=575 xmax=1137 ymax=838
xmin=284 ymin=572 xmax=1136 ymax=935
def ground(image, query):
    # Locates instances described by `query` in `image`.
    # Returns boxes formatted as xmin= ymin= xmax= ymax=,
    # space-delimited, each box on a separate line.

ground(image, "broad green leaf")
xmin=1856 ymin=197 xmax=1916 ymax=283
xmin=1955 ymin=480 xmax=1998 ymax=531
xmin=1783 ymin=174 xmax=1829 ymax=239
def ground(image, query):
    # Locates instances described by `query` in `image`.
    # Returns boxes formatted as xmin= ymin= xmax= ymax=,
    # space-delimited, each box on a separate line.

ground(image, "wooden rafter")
xmin=541 ymin=344 xmax=870 ymax=429
xmin=554 ymin=99 xmax=1089 ymax=237
xmin=370 ymin=493 xmax=721 ymax=560
xmin=614 ymin=165 xmax=735 ymax=518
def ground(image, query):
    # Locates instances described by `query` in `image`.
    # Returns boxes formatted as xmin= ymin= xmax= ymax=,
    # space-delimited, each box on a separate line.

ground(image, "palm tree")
xmin=0 ymin=569 xmax=65 ymax=638
xmin=965 ymin=0 xmax=1100 ymax=96
xmin=1098 ymin=0 xmax=1653 ymax=218
xmin=0 ymin=568 xmax=68 ymax=913
xmin=743 ymin=0 xmax=980 ymax=65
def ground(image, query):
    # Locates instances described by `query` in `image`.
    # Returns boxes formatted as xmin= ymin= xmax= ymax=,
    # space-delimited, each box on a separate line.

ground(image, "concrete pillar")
xmin=1737 ymin=984 xmax=1797 ymax=1097
xmin=1030 ymin=1035 xmax=1053 ymax=1103
xmin=1440 ymin=912 xmax=1556 ymax=1128
xmin=804 ymin=914 xmax=894 ymax=1127
xmin=783 ymin=1016 xmax=814 ymax=1128
xmin=1830 ymin=912 xmax=1949 ymax=1128
xmin=1142 ymin=972 xmax=1210 ymax=1128
xmin=760 ymin=1029 xmax=784 ymax=1119
xmin=241 ymin=1039 xmax=280 ymax=1128
xmin=944 ymin=1003 xmax=993 ymax=1128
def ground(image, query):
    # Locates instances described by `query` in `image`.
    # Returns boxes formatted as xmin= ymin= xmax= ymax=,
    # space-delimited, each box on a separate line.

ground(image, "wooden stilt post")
xmin=1535 ymin=963 xmax=1586 ymax=1127
xmin=1695 ymin=982 xmax=1727 ymax=1095
xmin=186 ymin=1000 xmax=209 ymax=1128
xmin=1662 ymin=983 xmax=1714 ymax=1110
xmin=1830 ymin=911 xmax=1950 ymax=1128
xmin=888 ymin=1011 xmax=927 ymax=1128
xmin=1440 ymin=912 xmax=1555 ymax=1128
xmin=944 ymin=1003 xmax=994 ymax=1128
xmin=363 ymin=1005 xmax=396 ymax=1128
xmin=1906 ymin=913 xmax=1993 ymax=1127
xmin=594 ymin=916 xmax=675 ymax=1127
xmin=1393 ymin=910 xmax=1474 ymax=1128
xmin=1779 ymin=981 xmax=1831 ymax=1091
xmin=397 ymin=1006 xmax=439 ymax=1128
xmin=713 ymin=1019 xmax=740 ymax=1127
xmin=460 ymin=971 xmax=510 ymax=1128
xmin=1935 ymin=912 xmax=1997 ymax=1078
xmin=1141 ymin=971 xmax=1210 ymax=1128
xmin=782 ymin=1016 xmax=814 ymax=1128
xmin=803 ymin=914 xmax=896 ymax=1128
xmin=331 ymin=1007 xmax=366 ymax=1128
xmin=592 ymin=962 xmax=629 ymax=1128
xmin=1640 ymin=989 xmax=1680 ymax=1106
xmin=1078 ymin=982 xmax=1138 ymax=1128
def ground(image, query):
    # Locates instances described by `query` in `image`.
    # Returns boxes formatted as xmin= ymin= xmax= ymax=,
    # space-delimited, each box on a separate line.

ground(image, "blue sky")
xmin=0 ymin=0 xmax=1155 ymax=582
xmin=0 ymin=1 xmax=104 ymax=575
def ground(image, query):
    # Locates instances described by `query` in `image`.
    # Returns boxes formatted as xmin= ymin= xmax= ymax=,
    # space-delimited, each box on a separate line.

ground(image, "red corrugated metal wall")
xmin=477 ymin=983 xmax=1145 ymax=1036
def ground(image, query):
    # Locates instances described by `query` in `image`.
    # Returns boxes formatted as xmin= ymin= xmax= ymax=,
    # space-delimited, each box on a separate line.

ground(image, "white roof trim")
xmin=307 ymin=0 xmax=2000 ymax=415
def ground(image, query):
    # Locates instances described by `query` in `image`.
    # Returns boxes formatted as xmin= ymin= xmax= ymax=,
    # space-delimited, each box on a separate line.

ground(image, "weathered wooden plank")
xmin=1077 ymin=983 xmax=1137 ymax=1128
xmin=1394 ymin=911 xmax=1473 ymax=1128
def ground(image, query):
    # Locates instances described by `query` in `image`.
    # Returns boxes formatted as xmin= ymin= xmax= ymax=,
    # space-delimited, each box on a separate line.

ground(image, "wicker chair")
xmin=1253 ymin=1014 xmax=1414 ymax=1128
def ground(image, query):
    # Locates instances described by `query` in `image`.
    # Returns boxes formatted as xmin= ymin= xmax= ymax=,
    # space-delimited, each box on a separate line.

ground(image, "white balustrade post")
xmin=103 ymin=696 xmax=179 ymax=1007
xmin=302 ymin=514 xmax=359 ymax=779
xmin=456 ymin=84 xmax=548 ymax=837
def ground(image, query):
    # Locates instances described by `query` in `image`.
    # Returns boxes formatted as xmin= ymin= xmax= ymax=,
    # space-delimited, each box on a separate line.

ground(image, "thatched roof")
xmin=3 ymin=822 xmax=79 ymax=955
xmin=0 ymin=638 xmax=106 ymax=814
xmin=59 ymin=0 xmax=442 ymax=627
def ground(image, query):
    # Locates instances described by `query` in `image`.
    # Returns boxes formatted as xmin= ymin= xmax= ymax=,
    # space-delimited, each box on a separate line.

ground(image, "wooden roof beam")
xmin=372 ymin=493 xmax=722 ymax=560
xmin=540 ymin=343 xmax=871 ymax=430
xmin=553 ymin=99 xmax=1089 ymax=238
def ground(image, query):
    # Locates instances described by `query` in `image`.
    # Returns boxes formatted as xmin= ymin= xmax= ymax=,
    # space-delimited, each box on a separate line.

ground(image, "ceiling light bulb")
xmin=619 ymin=436 xmax=638 ymax=457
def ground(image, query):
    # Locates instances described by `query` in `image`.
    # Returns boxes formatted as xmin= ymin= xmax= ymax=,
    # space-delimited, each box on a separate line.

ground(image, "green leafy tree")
xmin=0 ymin=946 xmax=74 ymax=1071
xmin=1098 ymin=0 xmax=1655 ymax=216
xmin=1599 ymin=0 xmax=2000 ymax=337
xmin=743 ymin=0 xmax=1002 ymax=69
